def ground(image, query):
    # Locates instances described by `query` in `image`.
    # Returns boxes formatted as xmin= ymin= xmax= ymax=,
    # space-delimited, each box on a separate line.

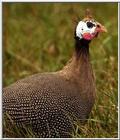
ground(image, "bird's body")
xmin=3 ymin=11 xmax=107 ymax=138
xmin=3 ymin=41 xmax=95 ymax=137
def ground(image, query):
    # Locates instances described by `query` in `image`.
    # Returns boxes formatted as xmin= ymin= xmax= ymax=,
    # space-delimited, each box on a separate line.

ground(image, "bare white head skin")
xmin=75 ymin=10 xmax=107 ymax=41
xmin=76 ymin=20 xmax=96 ymax=40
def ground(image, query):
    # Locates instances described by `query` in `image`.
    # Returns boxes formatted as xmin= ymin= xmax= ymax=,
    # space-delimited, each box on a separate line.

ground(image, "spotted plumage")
xmin=3 ymin=72 xmax=95 ymax=137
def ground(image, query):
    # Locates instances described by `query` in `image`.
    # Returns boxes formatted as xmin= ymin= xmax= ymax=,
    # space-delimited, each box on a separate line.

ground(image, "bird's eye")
xmin=87 ymin=22 xmax=94 ymax=28
xmin=97 ymin=24 xmax=100 ymax=28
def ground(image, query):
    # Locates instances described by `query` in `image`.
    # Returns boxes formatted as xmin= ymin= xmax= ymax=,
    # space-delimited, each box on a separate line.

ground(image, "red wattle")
xmin=83 ymin=33 xmax=93 ymax=40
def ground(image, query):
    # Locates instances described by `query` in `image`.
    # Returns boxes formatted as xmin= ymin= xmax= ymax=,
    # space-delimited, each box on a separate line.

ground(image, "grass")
xmin=3 ymin=3 xmax=118 ymax=138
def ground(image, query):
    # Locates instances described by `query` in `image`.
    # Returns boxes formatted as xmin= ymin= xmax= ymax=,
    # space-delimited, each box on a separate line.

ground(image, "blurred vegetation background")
xmin=3 ymin=3 xmax=118 ymax=138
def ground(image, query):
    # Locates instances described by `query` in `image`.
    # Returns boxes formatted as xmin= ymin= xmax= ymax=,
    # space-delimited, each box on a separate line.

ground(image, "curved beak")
xmin=96 ymin=23 xmax=107 ymax=33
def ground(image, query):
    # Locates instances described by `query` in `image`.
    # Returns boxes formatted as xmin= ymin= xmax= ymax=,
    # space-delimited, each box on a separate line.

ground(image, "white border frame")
xmin=0 ymin=1 xmax=119 ymax=140
xmin=0 ymin=1 xmax=2 ymax=140
xmin=1 ymin=0 xmax=120 ymax=2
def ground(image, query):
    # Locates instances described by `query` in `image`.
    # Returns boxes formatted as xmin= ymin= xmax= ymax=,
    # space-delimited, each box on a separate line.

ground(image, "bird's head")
xmin=75 ymin=9 xmax=107 ymax=41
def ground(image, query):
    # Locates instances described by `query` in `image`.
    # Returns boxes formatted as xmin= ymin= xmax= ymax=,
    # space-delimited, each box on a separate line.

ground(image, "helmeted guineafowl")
xmin=3 ymin=10 xmax=107 ymax=138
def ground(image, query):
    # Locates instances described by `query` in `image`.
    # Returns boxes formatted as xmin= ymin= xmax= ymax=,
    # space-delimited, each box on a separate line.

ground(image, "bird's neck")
xmin=60 ymin=39 xmax=91 ymax=78
xmin=59 ymin=38 xmax=95 ymax=101
xmin=74 ymin=39 xmax=90 ymax=64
